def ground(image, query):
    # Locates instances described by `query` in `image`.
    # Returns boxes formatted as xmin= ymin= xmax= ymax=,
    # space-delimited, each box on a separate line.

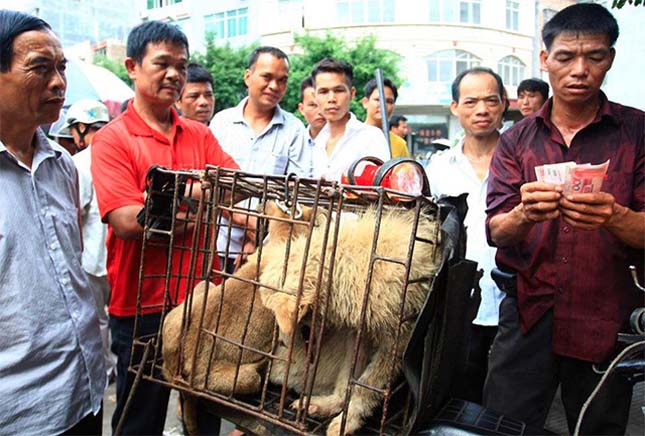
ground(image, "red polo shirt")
xmin=486 ymin=93 xmax=644 ymax=363
xmin=92 ymin=102 xmax=238 ymax=317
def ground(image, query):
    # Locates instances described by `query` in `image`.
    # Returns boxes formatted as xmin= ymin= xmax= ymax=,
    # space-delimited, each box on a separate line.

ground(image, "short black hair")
xmin=247 ymin=46 xmax=289 ymax=70
xmin=389 ymin=115 xmax=407 ymax=130
xmin=542 ymin=3 xmax=619 ymax=51
xmin=0 ymin=9 xmax=51 ymax=72
xmin=451 ymin=67 xmax=504 ymax=103
xmin=311 ymin=58 xmax=353 ymax=88
xmin=299 ymin=75 xmax=314 ymax=101
xmin=126 ymin=20 xmax=189 ymax=65
xmin=517 ymin=78 xmax=549 ymax=102
xmin=186 ymin=62 xmax=214 ymax=87
xmin=363 ymin=78 xmax=398 ymax=101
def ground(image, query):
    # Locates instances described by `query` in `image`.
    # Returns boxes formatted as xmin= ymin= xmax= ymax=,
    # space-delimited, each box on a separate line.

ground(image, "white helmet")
xmin=58 ymin=99 xmax=110 ymax=135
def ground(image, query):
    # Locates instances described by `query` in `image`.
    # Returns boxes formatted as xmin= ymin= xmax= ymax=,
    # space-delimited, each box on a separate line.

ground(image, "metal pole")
xmin=375 ymin=68 xmax=393 ymax=159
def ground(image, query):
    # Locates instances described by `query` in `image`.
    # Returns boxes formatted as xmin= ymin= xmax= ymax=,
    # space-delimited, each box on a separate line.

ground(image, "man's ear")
xmin=124 ymin=58 xmax=137 ymax=81
xmin=607 ymin=47 xmax=616 ymax=71
xmin=450 ymin=101 xmax=459 ymax=117
xmin=539 ymin=49 xmax=549 ymax=72
xmin=243 ymin=68 xmax=251 ymax=88
xmin=297 ymin=102 xmax=304 ymax=116
xmin=350 ymin=86 xmax=356 ymax=100
xmin=361 ymin=96 xmax=369 ymax=109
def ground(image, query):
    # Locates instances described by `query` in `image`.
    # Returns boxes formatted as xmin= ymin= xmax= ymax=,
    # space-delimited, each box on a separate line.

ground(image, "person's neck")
xmin=133 ymin=98 xmax=174 ymax=137
xmin=365 ymin=117 xmax=381 ymax=129
xmin=0 ymin=120 xmax=38 ymax=167
xmin=243 ymin=99 xmax=275 ymax=134
xmin=328 ymin=112 xmax=350 ymax=138
xmin=309 ymin=125 xmax=322 ymax=140
xmin=463 ymin=132 xmax=499 ymax=158
xmin=550 ymin=95 xmax=601 ymax=134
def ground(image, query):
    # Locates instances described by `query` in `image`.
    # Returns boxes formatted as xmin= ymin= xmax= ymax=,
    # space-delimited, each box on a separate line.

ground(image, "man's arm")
xmin=105 ymin=205 xmax=143 ymax=240
xmin=489 ymin=181 xmax=562 ymax=247
xmin=560 ymin=192 xmax=645 ymax=248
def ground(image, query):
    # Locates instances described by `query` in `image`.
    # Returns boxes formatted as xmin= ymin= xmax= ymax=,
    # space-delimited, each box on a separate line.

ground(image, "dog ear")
xmin=262 ymin=293 xmax=310 ymax=337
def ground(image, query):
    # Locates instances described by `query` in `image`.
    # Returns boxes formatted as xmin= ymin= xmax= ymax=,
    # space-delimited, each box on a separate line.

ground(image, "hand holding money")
xmin=519 ymin=181 xmax=562 ymax=223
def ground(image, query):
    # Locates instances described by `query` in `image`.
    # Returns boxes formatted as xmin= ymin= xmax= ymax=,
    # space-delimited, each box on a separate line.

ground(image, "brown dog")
xmin=161 ymin=200 xmax=313 ymax=433
xmin=260 ymin=207 xmax=441 ymax=435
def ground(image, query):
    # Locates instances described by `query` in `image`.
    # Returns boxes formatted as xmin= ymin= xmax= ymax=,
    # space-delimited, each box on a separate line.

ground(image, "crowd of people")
xmin=0 ymin=2 xmax=642 ymax=435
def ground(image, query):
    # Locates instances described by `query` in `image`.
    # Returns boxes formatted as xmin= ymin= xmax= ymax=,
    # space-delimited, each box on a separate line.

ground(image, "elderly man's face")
xmin=0 ymin=29 xmax=67 ymax=127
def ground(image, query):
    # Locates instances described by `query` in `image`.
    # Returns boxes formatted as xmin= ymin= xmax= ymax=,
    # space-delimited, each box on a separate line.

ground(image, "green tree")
xmin=283 ymin=33 xmax=402 ymax=121
xmin=92 ymin=54 xmax=132 ymax=87
xmin=196 ymin=33 xmax=401 ymax=121
xmin=193 ymin=35 xmax=257 ymax=114
xmin=612 ymin=0 xmax=643 ymax=7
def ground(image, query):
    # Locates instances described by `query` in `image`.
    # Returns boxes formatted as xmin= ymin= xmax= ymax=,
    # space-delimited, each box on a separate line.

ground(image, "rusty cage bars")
xmin=125 ymin=165 xmax=450 ymax=435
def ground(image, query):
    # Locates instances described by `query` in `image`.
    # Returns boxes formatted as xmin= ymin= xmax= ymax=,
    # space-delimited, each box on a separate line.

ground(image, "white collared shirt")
xmin=312 ymin=113 xmax=390 ymax=181
xmin=425 ymin=140 xmax=504 ymax=326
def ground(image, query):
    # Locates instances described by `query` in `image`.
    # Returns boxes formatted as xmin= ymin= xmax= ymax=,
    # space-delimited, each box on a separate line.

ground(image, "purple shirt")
xmin=486 ymin=93 xmax=644 ymax=363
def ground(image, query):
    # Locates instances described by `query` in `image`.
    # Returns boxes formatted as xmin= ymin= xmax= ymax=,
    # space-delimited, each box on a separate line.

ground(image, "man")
xmin=298 ymin=75 xmax=326 ymax=143
xmin=484 ymin=4 xmax=644 ymax=434
xmin=91 ymin=21 xmax=238 ymax=434
xmin=0 ymin=10 xmax=104 ymax=434
xmin=311 ymin=58 xmax=390 ymax=181
xmin=210 ymin=46 xmax=311 ymax=273
xmin=389 ymin=114 xmax=409 ymax=139
xmin=517 ymin=77 xmax=549 ymax=117
xmin=60 ymin=99 xmax=116 ymax=383
xmin=362 ymin=78 xmax=409 ymax=158
xmin=426 ymin=67 xmax=506 ymax=404
xmin=176 ymin=62 xmax=215 ymax=124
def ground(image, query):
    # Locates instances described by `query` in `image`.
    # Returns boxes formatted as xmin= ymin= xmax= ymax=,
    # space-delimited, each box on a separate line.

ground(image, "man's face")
xmin=450 ymin=72 xmax=504 ymax=138
xmin=517 ymin=90 xmax=545 ymax=117
xmin=177 ymin=81 xmax=214 ymax=124
xmin=244 ymin=53 xmax=289 ymax=111
xmin=298 ymin=86 xmax=326 ymax=130
xmin=0 ymin=29 xmax=66 ymax=127
xmin=126 ymin=41 xmax=188 ymax=109
xmin=540 ymin=32 xmax=614 ymax=106
xmin=361 ymin=86 xmax=395 ymax=126
xmin=391 ymin=120 xmax=409 ymax=138
xmin=314 ymin=72 xmax=355 ymax=122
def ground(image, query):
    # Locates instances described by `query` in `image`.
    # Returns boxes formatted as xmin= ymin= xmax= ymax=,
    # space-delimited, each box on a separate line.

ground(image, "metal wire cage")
xmin=127 ymin=165 xmax=451 ymax=435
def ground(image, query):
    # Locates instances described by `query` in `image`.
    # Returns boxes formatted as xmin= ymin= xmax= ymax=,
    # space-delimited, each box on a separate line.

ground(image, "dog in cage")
xmin=161 ymin=200 xmax=315 ymax=433
xmin=260 ymin=206 xmax=442 ymax=435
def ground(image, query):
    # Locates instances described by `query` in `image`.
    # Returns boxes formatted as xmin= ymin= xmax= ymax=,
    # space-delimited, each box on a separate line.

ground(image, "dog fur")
xmin=161 ymin=200 xmax=313 ymax=433
xmin=260 ymin=207 xmax=441 ymax=435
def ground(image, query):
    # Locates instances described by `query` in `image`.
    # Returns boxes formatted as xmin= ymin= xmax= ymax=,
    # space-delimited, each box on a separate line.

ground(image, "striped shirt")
xmin=0 ymin=129 xmax=104 ymax=433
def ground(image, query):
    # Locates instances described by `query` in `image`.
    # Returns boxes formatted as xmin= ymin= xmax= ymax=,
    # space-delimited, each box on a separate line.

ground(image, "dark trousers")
xmin=110 ymin=313 xmax=170 ymax=435
xmin=483 ymin=295 xmax=633 ymax=435
xmin=218 ymin=256 xmax=236 ymax=275
xmin=453 ymin=324 xmax=497 ymax=404
xmin=61 ymin=406 xmax=103 ymax=435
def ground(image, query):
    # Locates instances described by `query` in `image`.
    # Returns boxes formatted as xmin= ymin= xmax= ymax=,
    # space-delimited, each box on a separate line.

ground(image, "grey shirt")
xmin=0 ymin=129 xmax=104 ymax=434
xmin=210 ymin=98 xmax=314 ymax=256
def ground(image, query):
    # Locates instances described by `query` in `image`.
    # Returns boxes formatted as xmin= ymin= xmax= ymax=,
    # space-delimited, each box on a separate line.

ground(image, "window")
xmin=205 ymin=7 xmax=248 ymax=39
xmin=147 ymin=0 xmax=181 ymax=9
xmin=506 ymin=0 xmax=519 ymax=31
xmin=336 ymin=0 xmax=395 ymax=24
xmin=497 ymin=55 xmax=525 ymax=87
xmin=430 ymin=0 xmax=479 ymax=24
xmin=459 ymin=0 xmax=480 ymax=24
xmin=427 ymin=50 xmax=481 ymax=83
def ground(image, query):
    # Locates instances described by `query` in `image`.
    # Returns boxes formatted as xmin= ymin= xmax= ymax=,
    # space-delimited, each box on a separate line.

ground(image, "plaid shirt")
xmin=486 ymin=93 xmax=644 ymax=363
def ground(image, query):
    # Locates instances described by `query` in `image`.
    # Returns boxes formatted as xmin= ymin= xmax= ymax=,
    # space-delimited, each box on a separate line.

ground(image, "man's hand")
xmin=559 ymin=191 xmax=615 ymax=230
xmin=520 ymin=181 xmax=562 ymax=223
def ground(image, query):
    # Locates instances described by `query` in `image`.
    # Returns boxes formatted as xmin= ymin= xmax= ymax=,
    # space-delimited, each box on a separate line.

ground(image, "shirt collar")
xmin=122 ymin=99 xmax=185 ymax=138
xmin=318 ymin=112 xmax=359 ymax=138
xmin=233 ymin=96 xmax=286 ymax=127
xmin=536 ymin=91 xmax=619 ymax=130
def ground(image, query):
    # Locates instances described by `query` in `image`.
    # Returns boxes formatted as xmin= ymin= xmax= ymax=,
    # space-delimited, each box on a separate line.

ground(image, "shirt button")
xmin=557 ymin=287 xmax=564 ymax=294
xmin=50 ymin=243 xmax=56 ymax=250
xmin=562 ymin=226 xmax=571 ymax=233
xmin=561 ymin=256 xmax=568 ymax=264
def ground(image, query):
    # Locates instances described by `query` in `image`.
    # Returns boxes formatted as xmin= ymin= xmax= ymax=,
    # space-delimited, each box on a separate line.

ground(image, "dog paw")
xmin=326 ymin=413 xmax=361 ymax=436
xmin=289 ymin=398 xmax=320 ymax=415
